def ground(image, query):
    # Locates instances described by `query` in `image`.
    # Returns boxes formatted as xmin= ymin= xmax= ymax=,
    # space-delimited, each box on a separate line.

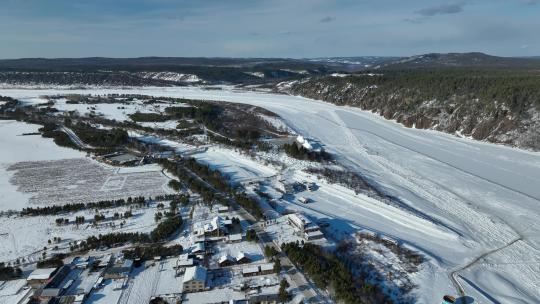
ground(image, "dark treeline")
xmin=165 ymin=103 xmax=222 ymax=130
xmin=283 ymin=143 xmax=332 ymax=162
xmin=207 ymin=132 xmax=258 ymax=150
xmin=21 ymin=196 xmax=147 ymax=216
xmin=76 ymin=211 xmax=183 ymax=251
xmin=0 ymin=263 xmax=22 ymax=280
xmin=22 ymin=194 xmax=187 ymax=216
xmin=301 ymin=69 xmax=540 ymax=112
xmin=70 ymin=121 xmax=128 ymax=148
xmin=39 ymin=123 xmax=78 ymax=149
xmin=123 ymin=244 xmax=183 ymax=261
xmin=83 ymin=232 xmax=151 ymax=250
xmin=282 ymin=242 xmax=392 ymax=304
xmin=129 ymin=112 xmax=169 ymax=122
xmin=37 ymin=256 xmax=65 ymax=269
xmin=150 ymin=216 xmax=183 ymax=241
xmin=158 ymin=158 xmax=264 ymax=219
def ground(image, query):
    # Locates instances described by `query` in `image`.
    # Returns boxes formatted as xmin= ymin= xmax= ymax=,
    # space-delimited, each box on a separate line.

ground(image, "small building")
xmin=242 ymin=266 xmax=260 ymax=278
xmin=191 ymin=242 xmax=206 ymax=255
xmin=27 ymin=267 xmax=58 ymax=287
xmin=95 ymin=254 xmax=113 ymax=268
xmin=217 ymin=206 xmax=229 ymax=213
xmin=259 ymin=263 xmax=274 ymax=275
xmin=177 ymin=258 xmax=195 ymax=268
xmin=228 ymin=234 xmax=242 ymax=243
xmin=104 ymin=153 xmax=141 ymax=166
xmin=235 ymin=252 xmax=251 ymax=264
xmin=72 ymin=256 xmax=94 ymax=269
xmin=288 ymin=213 xmax=312 ymax=232
xmin=218 ymin=255 xmax=235 ymax=267
xmin=204 ymin=216 xmax=229 ymax=236
xmin=35 ymin=287 xmax=61 ymax=301
xmin=241 ymin=263 xmax=275 ymax=277
xmin=298 ymin=197 xmax=310 ymax=204
xmin=182 ymin=266 xmax=207 ymax=293
xmin=305 ymin=230 xmax=325 ymax=241
xmin=248 ymin=285 xmax=280 ymax=304
xmin=103 ymin=259 xmax=133 ymax=279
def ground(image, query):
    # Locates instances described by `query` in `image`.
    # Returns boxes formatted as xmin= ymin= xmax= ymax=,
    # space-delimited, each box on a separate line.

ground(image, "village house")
xmin=218 ymin=255 xmax=235 ymax=267
xmin=235 ymin=252 xmax=251 ymax=264
xmin=182 ymin=266 xmax=207 ymax=293
xmin=26 ymin=267 xmax=59 ymax=287
xmin=103 ymin=259 xmax=133 ymax=280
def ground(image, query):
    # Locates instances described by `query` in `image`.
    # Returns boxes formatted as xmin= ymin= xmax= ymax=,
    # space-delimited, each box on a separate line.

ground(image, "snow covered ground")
xmin=130 ymin=131 xmax=278 ymax=183
xmin=2 ymin=86 xmax=540 ymax=303
xmin=7 ymin=158 xmax=170 ymax=207
xmin=0 ymin=120 xmax=84 ymax=211
xmin=0 ymin=279 xmax=30 ymax=304
xmin=0 ymin=121 xmax=170 ymax=212
xmin=0 ymin=203 xmax=161 ymax=262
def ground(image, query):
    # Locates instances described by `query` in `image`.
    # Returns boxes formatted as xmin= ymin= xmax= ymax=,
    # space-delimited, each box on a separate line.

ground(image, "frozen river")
xmin=2 ymin=86 xmax=540 ymax=303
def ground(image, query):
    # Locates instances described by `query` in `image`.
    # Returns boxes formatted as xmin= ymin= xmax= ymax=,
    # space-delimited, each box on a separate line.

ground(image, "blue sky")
xmin=1 ymin=0 xmax=538 ymax=58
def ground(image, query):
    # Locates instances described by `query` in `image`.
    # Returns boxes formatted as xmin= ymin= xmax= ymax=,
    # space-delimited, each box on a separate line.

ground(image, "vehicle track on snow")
xmin=312 ymin=110 xmax=540 ymax=203
xmin=320 ymin=109 xmax=534 ymax=300
xmin=449 ymin=237 xmax=523 ymax=298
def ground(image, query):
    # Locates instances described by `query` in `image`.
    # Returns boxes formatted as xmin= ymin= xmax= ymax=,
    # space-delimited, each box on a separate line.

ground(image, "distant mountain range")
xmin=378 ymin=52 xmax=540 ymax=69
xmin=1 ymin=52 xmax=540 ymax=74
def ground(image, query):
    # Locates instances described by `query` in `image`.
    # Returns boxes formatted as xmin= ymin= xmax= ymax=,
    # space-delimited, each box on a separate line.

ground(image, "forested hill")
xmin=287 ymin=69 xmax=540 ymax=151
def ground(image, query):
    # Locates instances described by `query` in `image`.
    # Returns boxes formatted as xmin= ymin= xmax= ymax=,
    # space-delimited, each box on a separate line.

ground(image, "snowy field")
xmin=7 ymin=158 xmax=170 ymax=207
xmin=0 ymin=121 xmax=170 ymax=211
xmin=2 ymin=87 xmax=540 ymax=303
xmin=0 ymin=203 xmax=160 ymax=262
xmin=0 ymin=120 xmax=85 ymax=210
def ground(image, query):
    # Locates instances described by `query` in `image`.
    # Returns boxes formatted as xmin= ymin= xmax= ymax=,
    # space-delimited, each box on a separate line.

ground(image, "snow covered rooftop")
xmin=236 ymin=251 xmax=249 ymax=261
xmin=191 ymin=242 xmax=205 ymax=253
xmin=259 ymin=263 xmax=274 ymax=272
xmin=218 ymin=254 xmax=234 ymax=264
xmin=183 ymin=266 xmax=207 ymax=283
xmin=228 ymin=234 xmax=242 ymax=242
xmin=27 ymin=268 xmax=57 ymax=281
xmin=182 ymin=287 xmax=245 ymax=303
xmin=242 ymin=266 xmax=260 ymax=275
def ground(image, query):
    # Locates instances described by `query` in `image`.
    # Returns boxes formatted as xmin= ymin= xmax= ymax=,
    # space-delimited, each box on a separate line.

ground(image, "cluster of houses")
xmin=29 ymin=252 xmax=137 ymax=304
xmin=217 ymin=251 xmax=252 ymax=267
xmin=179 ymin=205 xmax=284 ymax=303
xmin=5 ymin=204 xmax=323 ymax=304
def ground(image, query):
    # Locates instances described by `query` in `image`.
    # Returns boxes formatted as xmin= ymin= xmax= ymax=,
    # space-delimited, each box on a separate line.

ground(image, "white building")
xmin=183 ymin=266 xmax=207 ymax=293
xmin=288 ymin=213 xmax=325 ymax=241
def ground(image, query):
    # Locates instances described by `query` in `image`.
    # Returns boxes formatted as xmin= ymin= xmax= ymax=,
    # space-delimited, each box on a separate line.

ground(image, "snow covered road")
xmin=2 ymin=86 xmax=540 ymax=303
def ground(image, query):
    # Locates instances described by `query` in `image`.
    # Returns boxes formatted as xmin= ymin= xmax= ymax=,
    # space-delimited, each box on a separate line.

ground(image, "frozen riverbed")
xmin=2 ymin=86 xmax=540 ymax=303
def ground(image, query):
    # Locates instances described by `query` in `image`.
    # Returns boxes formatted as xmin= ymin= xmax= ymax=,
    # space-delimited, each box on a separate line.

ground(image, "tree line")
xmin=21 ymin=196 xmax=148 ymax=216
xmin=282 ymin=242 xmax=392 ymax=304
xmin=283 ymin=143 xmax=332 ymax=162
xmin=158 ymin=158 xmax=264 ymax=219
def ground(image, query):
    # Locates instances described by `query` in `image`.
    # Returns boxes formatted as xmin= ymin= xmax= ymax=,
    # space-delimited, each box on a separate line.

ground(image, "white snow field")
xmin=2 ymin=87 xmax=540 ymax=303
xmin=0 ymin=120 xmax=85 ymax=211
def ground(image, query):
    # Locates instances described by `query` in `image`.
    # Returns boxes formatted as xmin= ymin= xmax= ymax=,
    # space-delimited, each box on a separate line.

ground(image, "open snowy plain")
xmin=1 ymin=86 xmax=539 ymax=303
